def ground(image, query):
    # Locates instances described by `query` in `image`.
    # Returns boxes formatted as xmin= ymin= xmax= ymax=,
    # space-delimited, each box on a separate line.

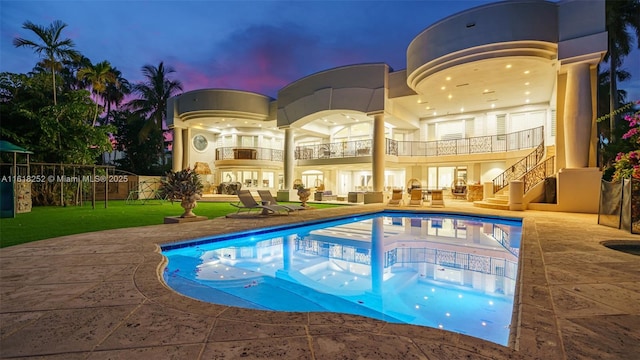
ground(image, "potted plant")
xmin=161 ymin=168 xmax=204 ymax=218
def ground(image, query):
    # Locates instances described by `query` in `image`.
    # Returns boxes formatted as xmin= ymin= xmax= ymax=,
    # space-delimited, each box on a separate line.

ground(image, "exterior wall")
xmin=407 ymin=0 xmax=558 ymax=87
xmin=168 ymin=89 xmax=273 ymax=126
xmin=277 ymin=64 xmax=388 ymax=127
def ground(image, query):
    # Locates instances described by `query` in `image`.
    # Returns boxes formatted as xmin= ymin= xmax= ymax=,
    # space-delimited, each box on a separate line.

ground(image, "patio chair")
xmin=388 ymin=189 xmax=404 ymax=206
xmin=409 ymin=188 xmax=423 ymax=206
xmin=231 ymin=190 xmax=290 ymax=215
xmin=451 ymin=185 xmax=467 ymax=200
xmin=258 ymin=190 xmax=306 ymax=211
xmin=430 ymin=189 xmax=445 ymax=207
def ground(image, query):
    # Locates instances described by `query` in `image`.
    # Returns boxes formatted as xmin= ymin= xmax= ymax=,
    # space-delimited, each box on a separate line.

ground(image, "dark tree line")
xmin=2 ymin=19 xmax=183 ymax=175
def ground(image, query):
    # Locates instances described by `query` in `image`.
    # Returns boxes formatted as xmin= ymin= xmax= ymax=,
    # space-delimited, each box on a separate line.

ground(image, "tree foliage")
xmin=5 ymin=19 xmax=182 ymax=176
xmin=111 ymin=110 xmax=167 ymax=175
xmin=605 ymin=0 xmax=640 ymax=140
xmin=1 ymin=71 xmax=113 ymax=164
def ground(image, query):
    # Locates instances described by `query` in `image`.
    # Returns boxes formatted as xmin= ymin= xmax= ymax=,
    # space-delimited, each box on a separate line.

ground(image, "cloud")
xmin=170 ymin=23 xmax=369 ymax=98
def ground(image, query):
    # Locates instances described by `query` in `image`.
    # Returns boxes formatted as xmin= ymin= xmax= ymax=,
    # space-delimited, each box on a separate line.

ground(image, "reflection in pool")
xmin=162 ymin=212 xmax=521 ymax=346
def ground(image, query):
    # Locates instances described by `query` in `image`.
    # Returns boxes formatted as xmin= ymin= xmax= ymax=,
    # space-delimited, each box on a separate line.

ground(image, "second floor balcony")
xmin=296 ymin=140 xmax=372 ymax=160
xmin=295 ymin=127 xmax=544 ymax=160
xmin=216 ymin=147 xmax=284 ymax=162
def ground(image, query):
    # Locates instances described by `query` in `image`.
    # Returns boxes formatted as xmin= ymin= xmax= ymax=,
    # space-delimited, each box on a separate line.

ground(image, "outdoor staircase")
xmin=473 ymin=193 xmax=510 ymax=210
xmin=473 ymin=141 xmax=556 ymax=211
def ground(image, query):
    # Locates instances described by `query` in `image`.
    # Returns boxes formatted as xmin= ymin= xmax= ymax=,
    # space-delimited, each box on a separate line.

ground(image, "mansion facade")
xmin=167 ymin=0 xmax=607 ymax=213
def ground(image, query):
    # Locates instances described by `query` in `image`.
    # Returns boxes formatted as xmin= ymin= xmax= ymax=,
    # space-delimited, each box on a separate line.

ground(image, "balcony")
xmin=387 ymin=127 xmax=543 ymax=157
xmin=293 ymin=127 xmax=543 ymax=161
xmin=295 ymin=140 xmax=372 ymax=160
xmin=215 ymin=147 xmax=284 ymax=161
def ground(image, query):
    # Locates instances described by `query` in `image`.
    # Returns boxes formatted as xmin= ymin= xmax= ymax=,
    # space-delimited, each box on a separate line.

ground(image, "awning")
xmin=0 ymin=140 xmax=33 ymax=154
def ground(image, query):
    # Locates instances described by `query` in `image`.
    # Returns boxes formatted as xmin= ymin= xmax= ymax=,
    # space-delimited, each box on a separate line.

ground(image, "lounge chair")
xmin=388 ymin=189 xmax=404 ymax=206
xmin=258 ymin=190 xmax=306 ymax=211
xmin=430 ymin=189 xmax=445 ymax=207
xmin=409 ymin=188 xmax=423 ymax=206
xmin=231 ymin=190 xmax=290 ymax=215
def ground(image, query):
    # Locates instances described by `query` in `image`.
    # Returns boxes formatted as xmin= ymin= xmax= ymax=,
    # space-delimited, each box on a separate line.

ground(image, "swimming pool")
xmin=162 ymin=211 xmax=521 ymax=346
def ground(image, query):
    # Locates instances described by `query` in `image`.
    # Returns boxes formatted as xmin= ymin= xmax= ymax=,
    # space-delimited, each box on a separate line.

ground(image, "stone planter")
xmin=180 ymin=197 xmax=198 ymax=218
xmin=297 ymin=189 xmax=311 ymax=207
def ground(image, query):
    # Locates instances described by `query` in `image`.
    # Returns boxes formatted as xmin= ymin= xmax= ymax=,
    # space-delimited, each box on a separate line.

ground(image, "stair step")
xmin=495 ymin=194 xmax=509 ymax=201
xmin=486 ymin=197 xmax=509 ymax=205
xmin=473 ymin=200 xmax=510 ymax=210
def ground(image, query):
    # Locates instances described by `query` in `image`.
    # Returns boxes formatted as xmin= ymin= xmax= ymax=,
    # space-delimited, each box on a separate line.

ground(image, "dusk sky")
xmin=1 ymin=0 xmax=639 ymax=101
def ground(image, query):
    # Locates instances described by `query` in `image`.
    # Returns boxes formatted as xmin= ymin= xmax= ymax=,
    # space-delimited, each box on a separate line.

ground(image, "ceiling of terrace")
xmin=393 ymin=56 xmax=558 ymax=120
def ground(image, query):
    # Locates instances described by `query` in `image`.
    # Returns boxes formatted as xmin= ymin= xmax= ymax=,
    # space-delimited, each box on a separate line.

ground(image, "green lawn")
xmin=0 ymin=200 xmax=343 ymax=248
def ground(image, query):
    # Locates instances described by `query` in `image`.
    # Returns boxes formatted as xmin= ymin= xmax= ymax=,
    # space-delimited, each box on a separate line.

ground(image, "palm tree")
xmin=605 ymin=0 xmax=640 ymax=141
xmin=13 ymin=20 xmax=80 ymax=105
xmin=60 ymin=54 xmax=92 ymax=91
xmin=77 ymin=60 xmax=117 ymax=126
xmin=128 ymin=62 xmax=183 ymax=142
xmin=101 ymin=67 xmax=131 ymax=124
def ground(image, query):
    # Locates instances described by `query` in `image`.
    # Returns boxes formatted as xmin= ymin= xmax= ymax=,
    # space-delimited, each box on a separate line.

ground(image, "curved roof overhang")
xmin=404 ymin=41 xmax=558 ymax=117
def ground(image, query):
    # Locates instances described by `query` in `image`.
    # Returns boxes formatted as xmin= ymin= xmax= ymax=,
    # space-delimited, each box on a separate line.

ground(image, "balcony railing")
xmin=295 ymin=140 xmax=372 ymax=160
xmin=215 ymin=147 xmax=284 ymax=162
xmin=294 ymin=127 xmax=543 ymax=160
xmin=387 ymin=126 xmax=544 ymax=157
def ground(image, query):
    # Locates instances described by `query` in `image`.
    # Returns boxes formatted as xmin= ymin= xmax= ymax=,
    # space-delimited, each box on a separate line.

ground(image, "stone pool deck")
xmin=1 ymin=202 xmax=639 ymax=359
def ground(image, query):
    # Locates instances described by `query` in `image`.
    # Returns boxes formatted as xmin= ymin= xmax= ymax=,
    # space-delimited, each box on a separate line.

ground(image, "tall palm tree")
xmin=128 ymin=62 xmax=183 ymax=142
xmin=127 ymin=62 xmax=182 ymax=167
xmin=13 ymin=20 xmax=80 ymax=105
xmin=101 ymin=67 xmax=131 ymax=124
xmin=605 ymin=0 xmax=640 ymax=141
xmin=77 ymin=60 xmax=117 ymax=126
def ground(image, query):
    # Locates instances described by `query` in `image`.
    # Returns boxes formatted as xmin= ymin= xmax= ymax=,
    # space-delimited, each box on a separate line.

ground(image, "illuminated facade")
xmin=167 ymin=0 xmax=607 ymax=213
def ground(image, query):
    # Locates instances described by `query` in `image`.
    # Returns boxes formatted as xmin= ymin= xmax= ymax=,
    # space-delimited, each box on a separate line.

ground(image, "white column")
xmin=182 ymin=128 xmax=190 ymax=170
xmin=372 ymin=113 xmax=385 ymax=192
xmin=172 ymin=128 xmax=183 ymax=172
xmin=284 ymin=128 xmax=294 ymax=189
xmin=563 ymin=63 xmax=592 ymax=168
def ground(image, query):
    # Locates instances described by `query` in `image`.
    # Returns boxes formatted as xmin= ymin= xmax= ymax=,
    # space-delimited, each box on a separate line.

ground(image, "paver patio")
xmin=1 ymin=201 xmax=639 ymax=359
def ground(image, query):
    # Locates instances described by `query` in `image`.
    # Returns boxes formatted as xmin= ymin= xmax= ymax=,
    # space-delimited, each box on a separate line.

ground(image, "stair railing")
xmin=492 ymin=139 xmax=545 ymax=194
xmin=523 ymin=156 xmax=555 ymax=193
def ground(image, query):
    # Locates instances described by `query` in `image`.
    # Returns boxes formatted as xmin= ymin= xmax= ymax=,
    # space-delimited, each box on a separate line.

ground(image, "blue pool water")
xmin=162 ymin=211 xmax=521 ymax=346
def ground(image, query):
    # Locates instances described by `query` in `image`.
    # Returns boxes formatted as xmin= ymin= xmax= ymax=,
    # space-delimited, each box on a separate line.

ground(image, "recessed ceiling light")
xmin=433 ymin=111 xmax=437 ymax=116
xmin=525 ymin=99 xmax=530 ymax=103
xmin=448 ymin=94 xmax=452 ymax=99
xmin=460 ymin=107 xmax=464 ymax=112
xmin=524 ymin=70 xmax=530 ymax=74
xmin=506 ymin=64 xmax=512 ymax=69
xmin=441 ymin=86 xmax=446 ymax=90
xmin=525 ymin=82 xmax=530 ymax=86
xmin=525 ymin=91 xmax=530 ymax=95
xmin=426 ymin=106 xmax=431 ymax=110
xmin=445 ymin=76 xmax=451 ymax=81
xmin=491 ymin=103 xmax=496 ymax=108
